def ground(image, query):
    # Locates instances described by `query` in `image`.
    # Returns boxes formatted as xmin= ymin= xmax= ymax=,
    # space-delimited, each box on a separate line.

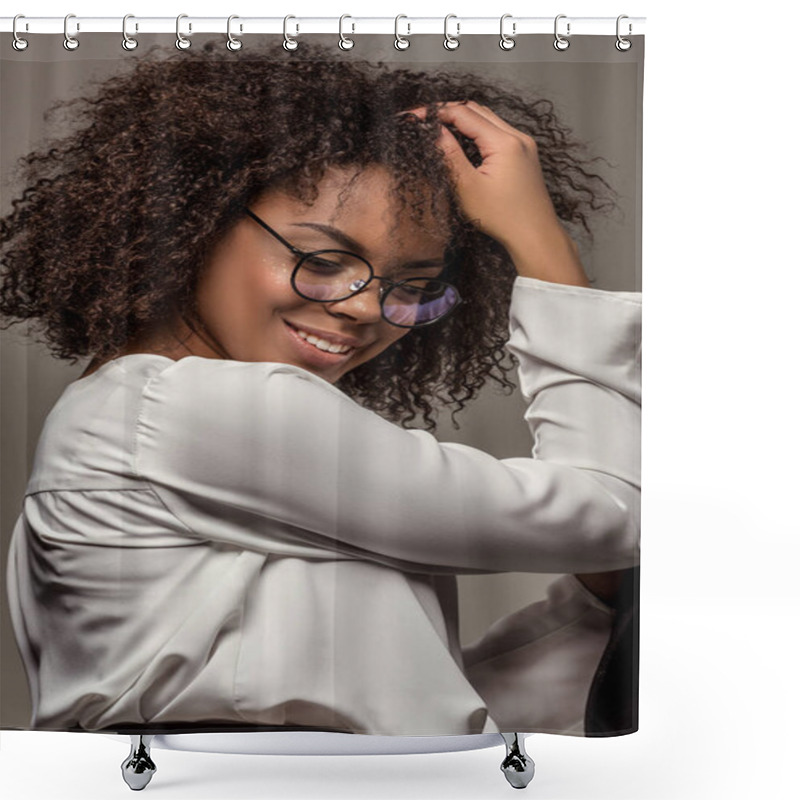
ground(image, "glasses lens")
xmin=382 ymin=279 xmax=460 ymax=327
xmin=294 ymin=255 xmax=459 ymax=327
xmin=294 ymin=251 xmax=372 ymax=302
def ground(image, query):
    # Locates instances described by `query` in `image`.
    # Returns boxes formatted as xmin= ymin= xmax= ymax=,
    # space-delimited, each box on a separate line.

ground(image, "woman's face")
xmin=193 ymin=165 xmax=450 ymax=384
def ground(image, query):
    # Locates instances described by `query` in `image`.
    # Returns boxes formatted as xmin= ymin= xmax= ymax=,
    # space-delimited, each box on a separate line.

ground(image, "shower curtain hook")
xmin=283 ymin=15 xmax=298 ymax=51
xmin=394 ymin=15 xmax=410 ymax=50
xmin=339 ymin=15 xmax=355 ymax=50
xmin=12 ymin=14 xmax=29 ymax=51
xmin=615 ymin=15 xmax=632 ymax=51
xmin=63 ymin=13 xmax=80 ymax=51
xmin=122 ymin=15 xmax=139 ymax=51
xmin=227 ymin=15 xmax=243 ymax=51
xmin=553 ymin=14 xmax=570 ymax=51
xmin=499 ymin=14 xmax=516 ymax=50
xmin=175 ymin=14 xmax=191 ymax=50
xmin=443 ymin=14 xmax=460 ymax=50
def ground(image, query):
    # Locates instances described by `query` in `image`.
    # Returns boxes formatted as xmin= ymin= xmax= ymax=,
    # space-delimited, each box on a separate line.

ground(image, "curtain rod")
xmin=1 ymin=16 xmax=646 ymax=37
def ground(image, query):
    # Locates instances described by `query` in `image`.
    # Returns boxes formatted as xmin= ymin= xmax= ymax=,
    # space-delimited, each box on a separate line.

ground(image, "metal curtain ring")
xmin=553 ymin=14 xmax=570 ymax=51
xmin=122 ymin=14 xmax=138 ymax=51
xmin=63 ymin=13 xmax=79 ymax=51
xmin=499 ymin=14 xmax=516 ymax=50
xmin=12 ymin=14 xmax=29 ymax=51
xmin=616 ymin=15 xmax=632 ymax=51
xmin=394 ymin=15 xmax=410 ymax=50
xmin=443 ymin=14 xmax=460 ymax=50
xmin=339 ymin=14 xmax=355 ymax=50
xmin=227 ymin=15 xmax=243 ymax=51
xmin=283 ymin=15 xmax=298 ymax=51
xmin=175 ymin=13 xmax=191 ymax=50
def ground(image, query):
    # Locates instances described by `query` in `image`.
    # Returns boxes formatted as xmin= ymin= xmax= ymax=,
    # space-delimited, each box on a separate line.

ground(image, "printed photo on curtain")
xmin=1 ymin=30 xmax=643 ymax=742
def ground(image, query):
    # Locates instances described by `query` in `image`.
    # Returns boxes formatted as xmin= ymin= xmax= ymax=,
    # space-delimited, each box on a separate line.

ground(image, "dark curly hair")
xmin=0 ymin=38 xmax=616 ymax=433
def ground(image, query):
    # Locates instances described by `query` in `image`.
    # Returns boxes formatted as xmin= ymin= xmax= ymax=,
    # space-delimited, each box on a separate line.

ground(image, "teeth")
xmin=293 ymin=326 xmax=353 ymax=354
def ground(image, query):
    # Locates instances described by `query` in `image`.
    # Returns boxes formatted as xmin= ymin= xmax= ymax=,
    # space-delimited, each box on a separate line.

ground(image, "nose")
xmin=324 ymin=280 xmax=385 ymax=323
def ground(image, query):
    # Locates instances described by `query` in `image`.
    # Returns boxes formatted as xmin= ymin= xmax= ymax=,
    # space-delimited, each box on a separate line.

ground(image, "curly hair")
xmin=0 ymin=38 xmax=616 ymax=433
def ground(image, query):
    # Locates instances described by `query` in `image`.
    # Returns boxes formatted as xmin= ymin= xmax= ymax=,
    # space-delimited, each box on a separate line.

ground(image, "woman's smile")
xmin=283 ymin=318 xmax=359 ymax=367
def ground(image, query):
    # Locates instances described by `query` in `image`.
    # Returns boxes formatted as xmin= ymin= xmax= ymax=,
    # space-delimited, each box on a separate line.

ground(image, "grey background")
xmin=0 ymin=32 xmax=643 ymax=728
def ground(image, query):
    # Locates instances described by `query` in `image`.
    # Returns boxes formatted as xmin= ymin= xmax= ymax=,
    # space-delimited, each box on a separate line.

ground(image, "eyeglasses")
xmin=244 ymin=208 xmax=463 ymax=328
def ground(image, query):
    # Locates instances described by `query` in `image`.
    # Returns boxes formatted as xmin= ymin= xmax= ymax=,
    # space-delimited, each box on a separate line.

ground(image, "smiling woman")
xmin=1 ymin=37 xmax=641 ymax=749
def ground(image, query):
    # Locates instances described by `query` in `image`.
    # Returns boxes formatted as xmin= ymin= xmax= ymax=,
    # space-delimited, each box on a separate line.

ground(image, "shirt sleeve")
xmin=133 ymin=275 xmax=641 ymax=576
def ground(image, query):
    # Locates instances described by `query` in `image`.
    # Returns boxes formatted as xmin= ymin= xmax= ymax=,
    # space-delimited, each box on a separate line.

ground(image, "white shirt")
xmin=5 ymin=276 xmax=641 ymax=735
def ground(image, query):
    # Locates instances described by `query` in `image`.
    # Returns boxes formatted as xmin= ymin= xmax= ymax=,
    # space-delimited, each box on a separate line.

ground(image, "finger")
xmin=435 ymin=124 xmax=476 ymax=182
xmin=434 ymin=102 xmax=518 ymax=160
xmin=461 ymin=101 xmax=534 ymax=146
xmin=394 ymin=104 xmax=476 ymax=181
xmin=395 ymin=101 xmax=446 ymax=120
xmin=396 ymin=105 xmax=427 ymax=120
xmin=398 ymin=100 xmax=524 ymax=140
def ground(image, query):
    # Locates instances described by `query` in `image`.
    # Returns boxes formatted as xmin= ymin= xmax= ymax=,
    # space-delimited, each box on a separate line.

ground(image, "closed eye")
xmin=391 ymin=263 xmax=446 ymax=280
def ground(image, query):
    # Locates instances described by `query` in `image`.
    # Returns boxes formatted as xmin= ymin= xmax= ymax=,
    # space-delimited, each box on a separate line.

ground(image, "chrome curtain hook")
xmin=444 ymin=14 xmax=460 ymax=51
xmin=339 ymin=14 xmax=355 ymax=50
xmin=63 ymin=13 xmax=79 ymax=51
xmin=227 ymin=15 xmax=243 ymax=51
xmin=175 ymin=13 xmax=191 ymax=50
xmin=616 ymin=14 xmax=632 ymax=51
xmin=394 ymin=14 xmax=410 ymax=50
xmin=122 ymin=14 xmax=139 ymax=51
xmin=553 ymin=14 xmax=570 ymax=51
xmin=499 ymin=14 xmax=516 ymax=50
xmin=283 ymin=15 xmax=298 ymax=51
xmin=12 ymin=14 xmax=29 ymax=51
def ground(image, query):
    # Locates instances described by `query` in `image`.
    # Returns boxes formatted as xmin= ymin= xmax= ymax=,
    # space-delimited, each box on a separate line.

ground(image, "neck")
xmin=79 ymin=309 xmax=231 ymax=380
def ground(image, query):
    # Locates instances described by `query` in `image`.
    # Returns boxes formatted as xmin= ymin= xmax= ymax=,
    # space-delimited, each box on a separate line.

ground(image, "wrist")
xmin=502 ymin=225 xmax=590 ymax=288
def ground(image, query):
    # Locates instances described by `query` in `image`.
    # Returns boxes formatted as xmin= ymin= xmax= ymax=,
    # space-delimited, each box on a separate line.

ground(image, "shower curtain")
xmin=0 ymin=26 xmax=643 ymax=743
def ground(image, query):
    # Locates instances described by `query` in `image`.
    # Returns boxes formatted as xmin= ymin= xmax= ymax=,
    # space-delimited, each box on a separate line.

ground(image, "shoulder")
xmin=27 ymin=355 xmax=180 ymax=492
xmin=136 ymin=355 xmax=359 ymax=433
xmin=139 ymin=355 xmax=339 ymax=399
xmin=132 ymin=356 xmax=367 ymax=483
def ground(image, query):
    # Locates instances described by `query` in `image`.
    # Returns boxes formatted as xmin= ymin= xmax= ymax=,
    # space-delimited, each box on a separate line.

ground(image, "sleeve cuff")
xmin=506 ymin=275 xmax=642 ymax=404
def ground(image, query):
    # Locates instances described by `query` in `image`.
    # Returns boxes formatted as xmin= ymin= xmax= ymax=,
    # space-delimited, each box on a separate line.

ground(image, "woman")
xmin=0 ymin=40 xmax=641 ymax=736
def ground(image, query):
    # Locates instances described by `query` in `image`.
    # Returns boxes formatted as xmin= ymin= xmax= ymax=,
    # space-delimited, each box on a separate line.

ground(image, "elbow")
xmin=577 ymin=472 xmax=641 ymax=571
xmin=597 ymin=503 xmax=640 ymax=571
xmin=595 ymin=485 xmax=641 ymax=571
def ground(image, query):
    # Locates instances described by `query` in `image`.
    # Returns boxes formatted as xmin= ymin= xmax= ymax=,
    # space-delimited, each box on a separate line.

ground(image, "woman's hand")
xmin=405 ymin=101 xmax=590 ymax=287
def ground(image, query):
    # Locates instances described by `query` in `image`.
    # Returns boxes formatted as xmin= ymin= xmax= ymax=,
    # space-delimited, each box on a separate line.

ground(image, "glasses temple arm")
xmin=244 ymin=208 xmax=306 ymax=258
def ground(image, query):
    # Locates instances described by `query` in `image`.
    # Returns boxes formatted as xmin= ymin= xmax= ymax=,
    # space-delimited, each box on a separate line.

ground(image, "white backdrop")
xmin=2 ymin=2 xmax=798 ymax=799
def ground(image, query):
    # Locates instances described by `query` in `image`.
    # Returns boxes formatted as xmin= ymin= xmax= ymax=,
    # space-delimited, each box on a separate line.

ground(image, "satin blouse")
xmin=5 ymin=276 xmax=642 ymax=735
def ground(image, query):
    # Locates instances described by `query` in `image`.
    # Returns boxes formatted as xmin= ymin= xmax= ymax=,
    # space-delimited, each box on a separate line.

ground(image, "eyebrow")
xmin=290 ymin=222 xmax=446 ymax=272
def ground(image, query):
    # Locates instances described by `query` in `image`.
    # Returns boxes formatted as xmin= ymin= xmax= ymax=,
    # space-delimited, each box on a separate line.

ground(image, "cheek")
xmin=238 ymin=261 xmax=299 ymax=316
xmin=197 ymin=260 xmax=291 ymax=333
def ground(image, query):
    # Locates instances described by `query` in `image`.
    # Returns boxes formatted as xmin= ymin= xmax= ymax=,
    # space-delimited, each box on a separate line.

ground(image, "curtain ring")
xmin=553 ymin=14 xmax=570 ymax=51
xmin=616 ymin=15 xmax=632 ymax=51
xmin=12 ymin=14 xmax=29 ymax=51
xmin=63 ymin=13 xmax=79 ymax=51
xmin=394 ymin=15 xmax=410 ymax=51
xmin=283 ymin=15 xmax=298 ymax=51
xmin=122 ymin=14 xmax=139 ymax=51
xmin=339 ymin=15 xmax=355 ymax=50
xmin=227 ymin=15 xmax=243 ymax=51
xmin=176 ymin=14 xmax=191 ymax=50
xmin=499 ymin=14 xmax=516 ymax=50
xmin=283 ymin=14 xmax=300 ymax=51
xmin=443 ymin=14 xmax=460 ymax=51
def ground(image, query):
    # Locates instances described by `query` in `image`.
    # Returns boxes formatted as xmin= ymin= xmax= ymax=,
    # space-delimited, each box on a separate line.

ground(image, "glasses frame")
xmin=244 ymin=208 xmax=463 ymax=329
